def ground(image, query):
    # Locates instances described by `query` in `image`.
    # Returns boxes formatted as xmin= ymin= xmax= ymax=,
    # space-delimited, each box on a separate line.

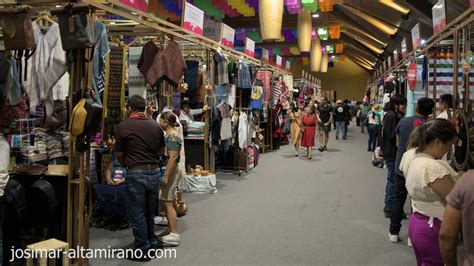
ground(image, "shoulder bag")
xmin=51 ymin=3 xmax=94 ymax=51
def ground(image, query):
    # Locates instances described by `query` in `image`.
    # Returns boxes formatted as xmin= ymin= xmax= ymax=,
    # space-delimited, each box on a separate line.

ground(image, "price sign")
xmin=432 ymin=0 xmax=447 ymax=34
xmin=220 ymin=23 xmax=235 ymax=48
xmin=245 ymin=37 xmax=255 ymax=57
xmin=411 ymin=23 xmax=421 ymax=50
xmin=182 ymin=2 xmax=204 ymax=35
xmin=276 ymin=55 xmax=282 ymax=68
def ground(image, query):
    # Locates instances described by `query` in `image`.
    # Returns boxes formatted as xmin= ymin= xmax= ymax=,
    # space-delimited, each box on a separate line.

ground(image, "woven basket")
xmin=310 ymin=39 xmax=322 ymax=72
xmin=297 ymin=11 xmax=312 ymax=52
xmin=259 ymin=0 xmax=284 ymax=41
xmin=321 ymin=53 xmax=328 ymax=73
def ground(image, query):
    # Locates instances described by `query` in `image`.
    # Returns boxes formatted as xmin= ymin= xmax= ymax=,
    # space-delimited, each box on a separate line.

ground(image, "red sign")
xmin=407 ymin=62 xmax=417 ymax=91
xmin=120 ymin=0 xmax=149 ymax=12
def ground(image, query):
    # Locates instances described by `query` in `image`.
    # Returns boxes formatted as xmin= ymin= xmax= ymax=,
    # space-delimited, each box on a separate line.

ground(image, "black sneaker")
xmin=126 ymin=249 xmax=152 ymax=262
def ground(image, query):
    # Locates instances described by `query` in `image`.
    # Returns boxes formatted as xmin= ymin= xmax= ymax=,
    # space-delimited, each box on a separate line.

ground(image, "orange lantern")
xmin=319 ymin=0 xmax=333 ymax=12
xmin=339 ymin=55 xmax=346 ymax=61
xmin=329 ymin=25 xmax=340 ymax=39
xmin=335 ymin=43 xmax=344 ymax=53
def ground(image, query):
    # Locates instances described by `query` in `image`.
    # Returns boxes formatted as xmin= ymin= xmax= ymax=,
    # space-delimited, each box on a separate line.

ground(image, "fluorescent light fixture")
xmin=110 ymin=22 xmax=116 ymax=25
xmin=344 ymin=32 xmax=385 ymax=54
xmin=379 ymin=0 xmax=410 ymax=15
xmin=342 ymin=4 xmax=398 ymax=36
xmin=312 ymin=13 xmax=320 ymax=18
xmin=345 ymin=24 xmax=387 ymax=47
xmin=56 ymin=4 xmax=62 ymax=8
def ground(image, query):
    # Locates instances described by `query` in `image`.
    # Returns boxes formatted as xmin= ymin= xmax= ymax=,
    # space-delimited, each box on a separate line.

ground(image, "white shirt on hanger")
xmin=239 ymin=112 xmax=248 ymax=149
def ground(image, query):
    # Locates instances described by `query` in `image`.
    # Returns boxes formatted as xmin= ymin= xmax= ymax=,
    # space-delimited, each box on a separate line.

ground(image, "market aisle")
xmin=90 ymin=124 xmax=416 ymax=265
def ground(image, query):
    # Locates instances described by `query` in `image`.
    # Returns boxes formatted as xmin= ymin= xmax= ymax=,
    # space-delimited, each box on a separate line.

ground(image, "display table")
xmin=179 ymin=173 xmax=217 ymax=194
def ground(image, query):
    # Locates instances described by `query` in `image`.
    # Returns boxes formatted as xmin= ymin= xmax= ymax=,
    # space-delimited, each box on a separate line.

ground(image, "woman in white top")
xmin=400 ymin=119 xmax=459 ymax=266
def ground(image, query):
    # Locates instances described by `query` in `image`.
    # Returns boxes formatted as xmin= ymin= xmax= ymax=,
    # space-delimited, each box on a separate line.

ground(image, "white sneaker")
xmin=389 ymin=233 xmax=400 ymax=243
xmin=407 ymin=237 xmax=413 ymax=247
xmin=159 ymin=232 xmax=180 ymax=246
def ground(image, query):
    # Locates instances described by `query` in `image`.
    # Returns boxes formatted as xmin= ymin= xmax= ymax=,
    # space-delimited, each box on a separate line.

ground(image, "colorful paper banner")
xmin=120 ymin=0 xmax=149 ymax=12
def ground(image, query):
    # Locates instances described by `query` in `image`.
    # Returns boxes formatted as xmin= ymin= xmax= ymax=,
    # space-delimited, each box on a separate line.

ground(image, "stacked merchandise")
xmin=60 ymin=132 xmax=70 ymax=157
xmin=22 ymin=128 xmax=48 ymax=163
xmin=187 ymin=121 xmax=205 ymax=139
xmin=46 ymin=133 xmax=64 ymax=159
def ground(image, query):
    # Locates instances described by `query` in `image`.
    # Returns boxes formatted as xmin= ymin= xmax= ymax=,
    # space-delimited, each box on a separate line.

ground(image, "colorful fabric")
xmin=107 ymin=46 xmax=126 ymax=119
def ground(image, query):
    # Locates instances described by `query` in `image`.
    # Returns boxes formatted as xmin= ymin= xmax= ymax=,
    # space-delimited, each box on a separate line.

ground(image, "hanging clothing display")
xmin=24 ymin=21 xmax=67 ymax=113
xmin=237 ymin=61 xmax=252 ymax=89
xmin=138 ymin=40 xmax=186 ymax=88
xmin=213 ymin=51 xmax=229 ymax=85
xmin=4 ymin=52 xmax=22 ymax=106
xmin=238 ymin=112 xmax=249 ymax=149
xmin=185 ymin=60 xmax=200 ymax=92
xmin=273 ymin=78 xmax=283 ymax=107
xmin=251 ymin=83 xmax=263 ymax=110
xmin=128 ymin=47 xmax=147 ymax=98
xmin=218 ymin=102 xmax=232 ymax=140
xmin=283 ymin=74 xmax=294 ymax=95
xmin=255 ymin=70 xmax=271 ymax=106
xmin=215 ymin=84 xmax=236 ymax=107
xmin=92 ymin=21 xmax=110 ymax=105
xmin=107 ymin=45 xmax=126 ymax=120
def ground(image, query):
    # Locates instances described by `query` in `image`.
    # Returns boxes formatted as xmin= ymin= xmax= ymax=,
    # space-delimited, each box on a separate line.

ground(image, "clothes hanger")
xmin=127 ymin=36 xmax=143 ymax=47
xmin=34 ymin=10 xmax=55 ymax=30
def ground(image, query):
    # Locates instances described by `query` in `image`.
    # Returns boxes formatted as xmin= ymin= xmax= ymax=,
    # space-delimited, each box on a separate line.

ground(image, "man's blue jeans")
xmin=384 ymin=160 xmax=395 ymax=212
xmin=335 ymin=121 xmax=345 ymax=138
xmin=125 ymin=168 xmax=162 ymax=250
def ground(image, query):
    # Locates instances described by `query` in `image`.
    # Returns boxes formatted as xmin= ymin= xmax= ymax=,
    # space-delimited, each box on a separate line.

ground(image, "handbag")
xmin=0 ymin=6 xmax=36 ymax=51
xmin=51 ymin=3 xmax=94 ymax=51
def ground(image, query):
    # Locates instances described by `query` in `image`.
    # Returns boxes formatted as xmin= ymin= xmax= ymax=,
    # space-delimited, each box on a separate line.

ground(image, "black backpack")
xmin=28 ymin=179 xmax=58 ymax=226
xmin=4 ymin=179 xmax=28 ymax=226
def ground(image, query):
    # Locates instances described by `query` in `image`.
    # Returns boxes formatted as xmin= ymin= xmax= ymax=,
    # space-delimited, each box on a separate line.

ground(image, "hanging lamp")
xmin=320 ymin=53 xmax=328 ymax=72
xmin=297 ymin=10 xmax=312 ymax=52
xmin=259 ymin=0 xmax=284 ymax=41
xmin=310 ymin=39 xmax=322 ymax=72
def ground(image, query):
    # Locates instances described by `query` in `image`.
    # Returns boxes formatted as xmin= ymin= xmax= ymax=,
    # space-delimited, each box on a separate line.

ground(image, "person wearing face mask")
xmin=114 ymin=95 xmax=165 ymax=260
xmin=399 ymin=119 xmax=459 ymax=266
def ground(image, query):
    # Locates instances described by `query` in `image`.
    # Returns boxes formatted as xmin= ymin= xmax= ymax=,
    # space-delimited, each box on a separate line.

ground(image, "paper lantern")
xmin=329 ymin=25 xmax=340 ymax=39
xmin=259 ymin=0 xmax=284 ymax=41
xmin=319 ymin=0 xmax=333 ymax=12
xmin=321 ymin=53 xmax=328 ymax=72
xmin=297 ymin=11 xmax=312 ymax=53
xmin=335 ymin=43 xmax=344 ymax=53
xmin=310 ymin=39 xmax=322 ymax=72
